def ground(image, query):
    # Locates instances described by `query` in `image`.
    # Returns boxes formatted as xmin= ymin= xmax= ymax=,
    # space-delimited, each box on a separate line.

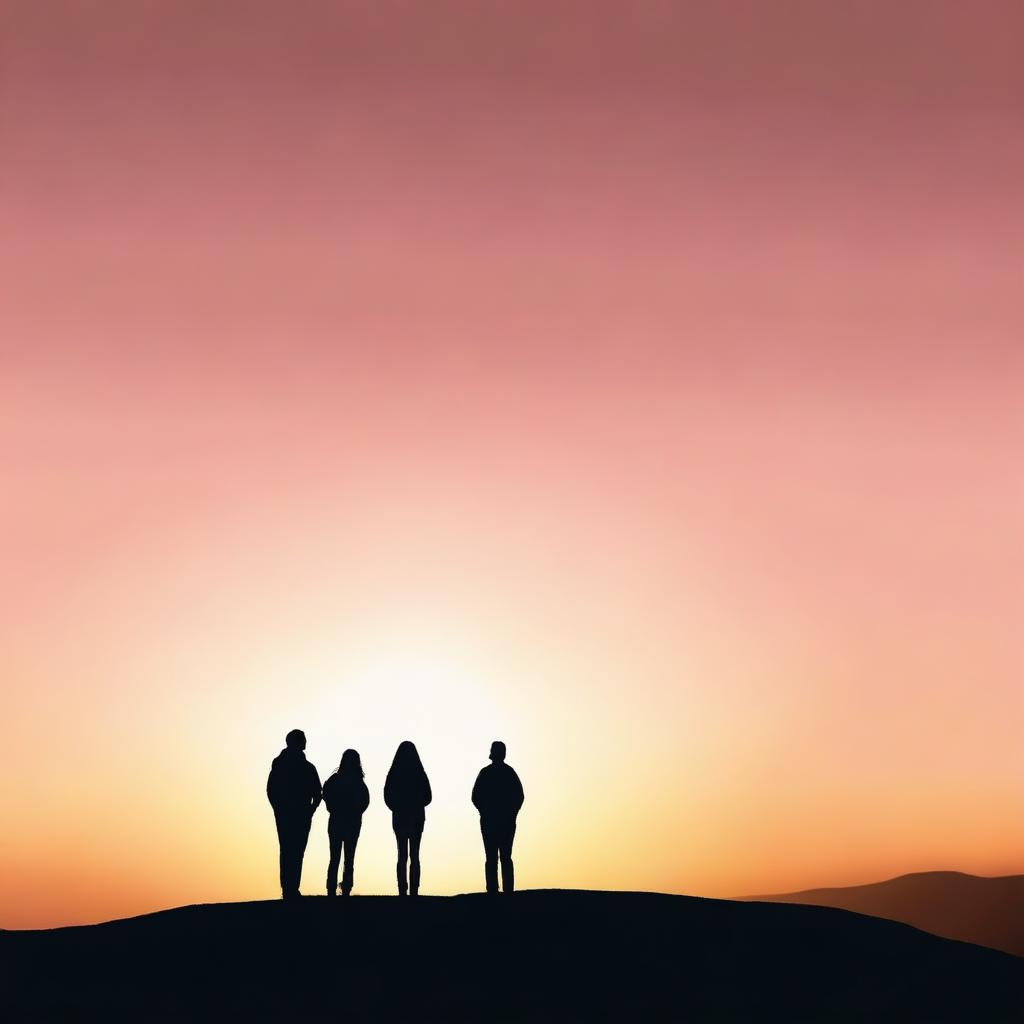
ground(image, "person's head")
xmin=338 ymin=748 xmax=364 ymax=778
xmin=390 ymin=740 xmax=423 ymax=774
xmin=285 ymin=729 xmax=306 ymax=751
xmin=489 ymin=740 xmax=506 ymax=762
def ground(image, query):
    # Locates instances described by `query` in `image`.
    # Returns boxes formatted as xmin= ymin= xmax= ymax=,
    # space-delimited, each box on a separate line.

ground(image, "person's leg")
xmin=326 ymin=819 xmax=342 ymax=896
xmin=274 ymin=813 xmax=289 ymax=898
xmin=278 ymin=811 xmax=305 ymax=898
xmin=481 ymin=822 xmax=499 ymax=895
xmin=342 ymin=822 xmax=360 ymax=895
xmin=396 ymin=830 xmax=409 ymax=895
xmin=292 ymin=815 xmax=311 ymax=895
xmin=409 ymin=828 xmax=422 ymax=895
xmin=499 ymin=821 xmax=517 ymax=894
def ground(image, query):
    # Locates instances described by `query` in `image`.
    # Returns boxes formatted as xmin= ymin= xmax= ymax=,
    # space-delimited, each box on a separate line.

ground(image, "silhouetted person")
xmin=384 ymin=740 xmax=432 ymax=896
xmin=266 ymin=729 xmax=322 ymax=900
xmin=472 ymin=740 xmax=524 ymax=895
xmin=322 ymin=748 xmax=370 ymax=896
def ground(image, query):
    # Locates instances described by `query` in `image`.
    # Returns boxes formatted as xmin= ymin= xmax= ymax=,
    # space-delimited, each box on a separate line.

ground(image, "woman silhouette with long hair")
xmin=384 ymin=740 xmax=432 ymax=896
xmin=322 ymin=748 xmax=370 ymax=896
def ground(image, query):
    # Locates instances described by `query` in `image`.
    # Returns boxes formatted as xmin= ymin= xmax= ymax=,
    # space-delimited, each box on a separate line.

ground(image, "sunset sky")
xmin=1 ymin=1 xmax=1022 ymax=929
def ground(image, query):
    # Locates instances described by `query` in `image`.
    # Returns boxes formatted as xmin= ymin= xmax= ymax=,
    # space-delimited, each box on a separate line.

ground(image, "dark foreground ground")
xmin=2 ymin=890 xmax=1022 ymax=1021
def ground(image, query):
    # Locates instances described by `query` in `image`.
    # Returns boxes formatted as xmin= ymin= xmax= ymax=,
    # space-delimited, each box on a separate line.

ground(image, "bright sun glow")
xmin=228 ymin=622 xmax=543 ymax=899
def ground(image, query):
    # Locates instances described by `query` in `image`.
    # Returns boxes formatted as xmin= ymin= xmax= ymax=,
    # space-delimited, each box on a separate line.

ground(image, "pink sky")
xmin=1 ymin=2 xmax=1022 ymax=927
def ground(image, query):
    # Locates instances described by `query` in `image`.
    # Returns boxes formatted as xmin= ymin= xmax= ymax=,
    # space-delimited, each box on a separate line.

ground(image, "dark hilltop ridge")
xmin=743 ymin=871 xmax=1024 ymax=959
xmin=3 ymin=890 xmax=1022 ymax=1021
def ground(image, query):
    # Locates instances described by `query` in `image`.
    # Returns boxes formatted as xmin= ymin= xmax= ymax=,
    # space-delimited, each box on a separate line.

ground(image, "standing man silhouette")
xmin=266 ymin=729 xmax=322 ymax=900
xmin=471 ymin=740 xmax=524 ymax=895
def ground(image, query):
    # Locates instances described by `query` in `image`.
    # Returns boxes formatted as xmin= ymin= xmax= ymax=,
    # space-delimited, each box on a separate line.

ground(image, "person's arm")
xmin=512 ymin=768 xmax=524 ymax=813
xmin=422 ymin=773 xmax=432 ymax=808
xmin=309 ymin=765 xmax=323 ymax=813
xmin=359 ymin=781 xmax=370 ymax=814
xmin=383 ymin=770 xmax=394 ymax=811
xmin=266 ymin=764 xmax=278 ymax=809
xmin=471 ymin=769 xmax=483 ymax=811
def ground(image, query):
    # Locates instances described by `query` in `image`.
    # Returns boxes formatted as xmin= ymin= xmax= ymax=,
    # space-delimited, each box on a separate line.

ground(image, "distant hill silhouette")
xmin=2 ymin=890 xmax=1022 ymax=1020
xmin=743 ymin=871 xmax=1024 ymax=959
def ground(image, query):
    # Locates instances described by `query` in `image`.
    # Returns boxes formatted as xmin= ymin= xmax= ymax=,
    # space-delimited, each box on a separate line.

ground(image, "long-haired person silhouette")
xmin=266 ymin=729 xmax=322 ymax=900
xmin=322 ymin=749 xmax=370 ymax=896
xmin=383 ymin=741 xmax=432 ymax=896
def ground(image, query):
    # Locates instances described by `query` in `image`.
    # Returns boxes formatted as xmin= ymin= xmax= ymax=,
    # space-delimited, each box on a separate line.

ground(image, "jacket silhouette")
xmin=472 ymin=741 xmax=524 ymax=895
xmin=266 ymin=729 xmax=322 ymax=899
xmin=384 ymin=741 xmax=432 ymax=895
xmin=322 ymin=749 xmax=370 ymax=896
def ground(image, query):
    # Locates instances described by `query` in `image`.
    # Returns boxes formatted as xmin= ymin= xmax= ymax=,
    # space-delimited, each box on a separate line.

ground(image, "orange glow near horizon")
xmin=2 ymin=2 xmax=1023 ymax=928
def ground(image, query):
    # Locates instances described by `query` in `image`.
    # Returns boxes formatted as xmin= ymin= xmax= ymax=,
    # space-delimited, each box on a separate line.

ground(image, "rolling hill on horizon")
xmin=743 ymin=870 xmax=1024 ymax=959
xmin=2 ymin=889 xmax=1022 ymax=1020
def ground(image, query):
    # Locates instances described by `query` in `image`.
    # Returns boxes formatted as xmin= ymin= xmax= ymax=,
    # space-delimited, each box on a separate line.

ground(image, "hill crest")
xmin=2 ymin=889 xmax=1021 ymax=1020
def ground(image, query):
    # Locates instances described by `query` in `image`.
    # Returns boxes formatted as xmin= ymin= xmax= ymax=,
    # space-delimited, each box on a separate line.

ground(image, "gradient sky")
xmin=1 ymin=1 xmax=1022 ymax=928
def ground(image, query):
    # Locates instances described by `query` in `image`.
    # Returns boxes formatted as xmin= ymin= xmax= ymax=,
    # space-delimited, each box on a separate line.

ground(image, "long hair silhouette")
xmin=323 ymin=747 xmax=369 ymax=897
xmin=336 ymin=748 xmax=364 ymax=779
xmin=388 ymin=740 xmax=424 ymax=777
xmin=384 ymin=740 xmax=432 ymax=895
xmin=385 ymin=740 xmax=430 ymax=809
